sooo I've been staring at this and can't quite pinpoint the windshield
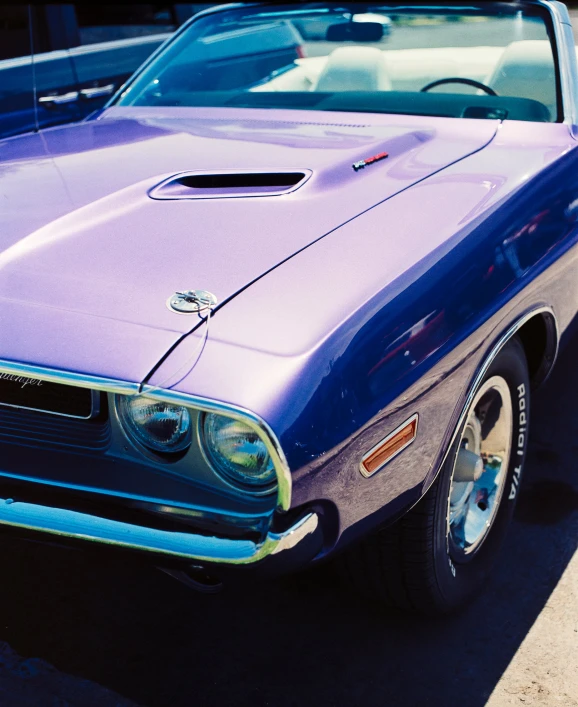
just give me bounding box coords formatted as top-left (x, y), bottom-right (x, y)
top-left (116, 2), bottom-right (560, 123)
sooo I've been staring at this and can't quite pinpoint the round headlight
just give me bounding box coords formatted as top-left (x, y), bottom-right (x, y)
top-left (201, 413), bottom-right (277, 490)
top-left (116, 395), bottom-right (192, 453)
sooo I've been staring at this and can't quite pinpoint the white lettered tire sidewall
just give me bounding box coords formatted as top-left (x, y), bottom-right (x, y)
top-left (431, 336), bottom-right (530, 611)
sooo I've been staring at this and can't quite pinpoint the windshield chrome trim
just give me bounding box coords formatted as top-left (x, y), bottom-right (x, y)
top-left (105, 1), bottom-right (572, 129)
top-left (103, 3), bottom-right (248, 109)
top-left (537, 1), bottom-right (578, 130)
top-left (0, 360), bottom-right (292, 512)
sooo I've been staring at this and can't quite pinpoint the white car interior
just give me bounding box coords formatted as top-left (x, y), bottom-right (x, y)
top-left (314, 46), bottom-right (393, 92)
top-left (251, 40), bottom-right (559, 119)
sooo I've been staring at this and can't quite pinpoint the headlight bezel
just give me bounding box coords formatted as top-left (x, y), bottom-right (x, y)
top-left (198, 412), bottom-right (278, 495)
top-left (114, 394), bottom-right (193, 458)
top-left (113, 392), bottom-right (288, 506)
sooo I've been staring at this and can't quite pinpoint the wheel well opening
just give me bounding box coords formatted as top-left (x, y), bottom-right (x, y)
top-left (515, 312), bottom-right (558, 388)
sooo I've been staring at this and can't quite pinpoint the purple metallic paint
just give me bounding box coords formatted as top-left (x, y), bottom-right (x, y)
top-left (2, 106), bottom-right (578, 555)
top-left (149, 120), bottom-right (578, 548)
top-left (0, 108), bottom-right (496, 379)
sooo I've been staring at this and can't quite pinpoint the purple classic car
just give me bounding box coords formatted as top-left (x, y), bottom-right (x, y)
top-left (0, 1), bottom-right (576, 614)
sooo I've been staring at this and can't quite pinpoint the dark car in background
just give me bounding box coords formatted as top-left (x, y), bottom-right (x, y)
top-left (292, 11), bottom-right (393, 40)
top-left (0, 3), bottom-right (213, 139)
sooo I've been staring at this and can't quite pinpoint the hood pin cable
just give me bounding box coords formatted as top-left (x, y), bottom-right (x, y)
top-left (135, 305), bottom-right (213, 398)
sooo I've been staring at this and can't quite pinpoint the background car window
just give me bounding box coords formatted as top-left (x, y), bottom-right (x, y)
top-left (74, 4), bottom-right (176, 45)
top-left (0, 4), bottom-right (30, 59)
top-left (0, 4), bottom-right (35, 138)
top-left (0, 3), bottom-right (213, 138)
top-left (66, 4), bottom-right (183, 119)
top-left (28, 6), bottom-right (82, 132)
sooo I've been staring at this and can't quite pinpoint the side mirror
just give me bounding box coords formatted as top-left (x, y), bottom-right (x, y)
top-left (326, 21), bottom-right (384, 42)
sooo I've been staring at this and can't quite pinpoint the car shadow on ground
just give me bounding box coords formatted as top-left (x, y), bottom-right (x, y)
top-left (0, 325), bottom-right (576, 707)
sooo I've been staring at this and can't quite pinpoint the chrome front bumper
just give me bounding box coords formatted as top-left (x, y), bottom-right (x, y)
top-left (0, 496), bottom-right (320, 566)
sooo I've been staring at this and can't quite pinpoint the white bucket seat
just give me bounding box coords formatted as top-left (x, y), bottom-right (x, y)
top-left (486, 40), bottom-right (557, 118)
top-left (313, 46), bottom-right (392, 92)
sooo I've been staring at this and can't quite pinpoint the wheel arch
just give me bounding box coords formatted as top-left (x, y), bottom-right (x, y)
top-left (460, 306), bottom-right (558, 437)
top-left (515, 309), bottom-right (559, 389)
top-left (426, 306), bottom-right (558, 500)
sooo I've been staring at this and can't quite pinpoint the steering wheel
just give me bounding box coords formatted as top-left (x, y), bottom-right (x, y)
top-left (420, 78), bottom-right (498, 97)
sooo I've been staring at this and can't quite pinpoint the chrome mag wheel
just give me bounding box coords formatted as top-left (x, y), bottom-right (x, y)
top-left (448, 376), bottom-right (513, 558)
top-left (342, 335), bottom-right (529, 614)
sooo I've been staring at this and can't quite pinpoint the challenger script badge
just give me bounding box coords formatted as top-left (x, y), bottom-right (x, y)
top-left (352, 152), bottom-right (389, 172)
top-left (0, 373), bottom-right (43, 388)
top-left (167, 289), bottom-right (218, 314)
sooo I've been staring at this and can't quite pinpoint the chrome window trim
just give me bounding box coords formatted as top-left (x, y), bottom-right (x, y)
top-left (537, 0), bottom-right (578, 128)
top-left (0, 361), bottom-right (292, 512)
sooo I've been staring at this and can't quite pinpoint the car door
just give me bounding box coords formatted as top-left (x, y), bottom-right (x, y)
top-left (31, 5), bottom-right (82, 130)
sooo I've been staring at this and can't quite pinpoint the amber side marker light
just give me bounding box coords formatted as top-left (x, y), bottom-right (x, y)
top-left (360, 414), bottom-right (419, 478)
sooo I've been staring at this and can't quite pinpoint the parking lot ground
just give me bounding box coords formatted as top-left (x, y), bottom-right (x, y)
top-left (487, 552), bottom-right (578, 706)
top-left (0, 640), bottom-right (138, 706)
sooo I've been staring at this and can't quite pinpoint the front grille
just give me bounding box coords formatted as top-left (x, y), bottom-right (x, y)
top-left (0, 405), bottom-right (110, 453)
top-left (0, 374), bottom-right (94, 418)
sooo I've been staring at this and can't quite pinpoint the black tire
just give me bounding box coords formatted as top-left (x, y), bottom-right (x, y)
top-left (341, 336), bottom-right (530, 615)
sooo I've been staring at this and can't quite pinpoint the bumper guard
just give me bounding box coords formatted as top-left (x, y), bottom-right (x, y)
top-left (0, 496), bottom-right (320, 566)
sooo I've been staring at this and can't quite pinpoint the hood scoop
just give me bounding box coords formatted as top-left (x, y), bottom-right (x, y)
top-left (149, 170), bottom-right (311, 200)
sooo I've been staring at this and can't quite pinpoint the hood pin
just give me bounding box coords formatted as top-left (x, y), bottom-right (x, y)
top-left (167, 289), bottom-right (218, 314)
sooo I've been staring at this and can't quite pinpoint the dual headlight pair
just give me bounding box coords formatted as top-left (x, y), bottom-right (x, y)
top-left (116, 395), bottom-right (277, 491)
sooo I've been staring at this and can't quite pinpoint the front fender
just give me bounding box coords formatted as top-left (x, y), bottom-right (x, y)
top-left (159, 122), bottom-right (578, 552)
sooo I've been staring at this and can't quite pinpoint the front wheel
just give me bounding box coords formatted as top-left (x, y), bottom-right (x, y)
top-left (342, 336), bottom-right (530, 614)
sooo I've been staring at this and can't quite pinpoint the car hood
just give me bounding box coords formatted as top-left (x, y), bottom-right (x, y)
top-left (0, 107), bottom-right (498, 382)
